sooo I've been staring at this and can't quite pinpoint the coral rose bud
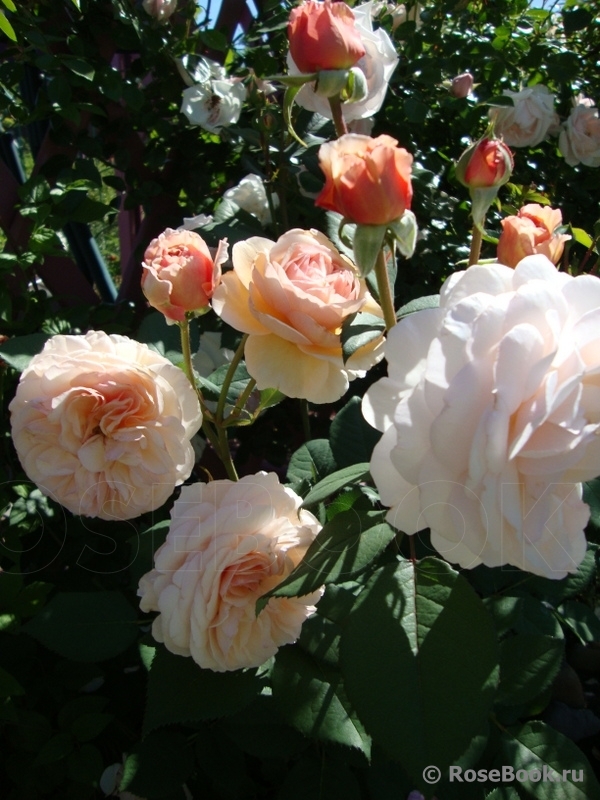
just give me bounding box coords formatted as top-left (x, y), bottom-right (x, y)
top-left (450, 72), bottom-right (474, 99)
top-left (288, 0), bottom-right (366, 74)
top-left (497, 204), bottom-right (570, 268)
top-left (141, 229), bottom-right (228, 323)
top-left (316, 133), bottom-right (413, 225)
top-left (456, 136), bottom-right (513, 189)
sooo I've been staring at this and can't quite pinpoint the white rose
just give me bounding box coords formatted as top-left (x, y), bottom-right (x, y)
top-left (142, 0), bottom-right (177, 21)
top-left (9, 332), bottom-right (202, 520)
top-left (490, 85), bottom-right (560, 147)
top-left (363, 256), bottom-right (600, 579)
top-left (287, 1), bottom-right (399, 122)
top-left (558, 98), bottom-right (600, 168)
top-left (181, 79), bottom-right (246, 133)
top-left (222, 174), bottom-right (278, 225)
top-left (138, 472), bottom-right (323, 672)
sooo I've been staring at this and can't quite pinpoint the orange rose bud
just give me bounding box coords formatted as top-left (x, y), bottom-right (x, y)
top-left (288, 0), bottom-right (366, 74)
top-left (497, 204), bottom-right (570, 268)
top-left (141, 228), bottom-right (227, 323)
top-left (316, 133), bottom-right (413, 226)
top-left (456, 137), bottom-right (514, 189)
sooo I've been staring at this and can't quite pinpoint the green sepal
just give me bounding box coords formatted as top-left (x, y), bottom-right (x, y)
top-left (470, 186), bottom-right (501, 230)
top-left (267, 73), bottom-right (317, 87)
top-left (388, 210), bottom-right (418, 259)
top-left (353, 224), bottom-right (387, 277)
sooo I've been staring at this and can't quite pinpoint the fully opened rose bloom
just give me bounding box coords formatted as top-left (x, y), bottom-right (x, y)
top-left (289, 2), bottom-right (398, 122)
top-left (316, 134), bottom-right (413, 225)
top-left (212, 229), bottom-right (384, 403)
top-left (363, 256), bottom-right (600, 579)
top-left (181, 79), bottom-right (246, 133)
top-left (490, 85), bottom-right (560, 148)
top-left (138, 472), bottom-right (323, 672)
top-left (10, 332), bottom-right (202, 520)
top-left (559, 97), bottom-right (600, 168)
top-left (497, 204), bottom-right (570, 269)
top-left (141, 228), bottom-right (227, 323)
top-left (288, 0), bottom-right (365, 73)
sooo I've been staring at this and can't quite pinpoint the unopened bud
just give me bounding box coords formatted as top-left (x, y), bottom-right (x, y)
top-left (450, 72), bottom-right (473, 99)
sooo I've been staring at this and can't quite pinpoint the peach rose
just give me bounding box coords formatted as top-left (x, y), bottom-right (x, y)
top-left (138, 472), bottom-right (323, 672)
top-left (497, 204), bottom-right (570, 268)
top-left (9, 332), bottom-right (202, 520)
top-left (316, 134), bottom-right (413, 225)
top-left (363, 256), bottom-right (600, 579)
top-left (456, 137), bottom-right (513, 189)
top-left (141, 228), bottom-right (228, 323)
top-left (288, 0), bottom-right (366, 74)
top-left (212, 229), bottom-right (384, 403)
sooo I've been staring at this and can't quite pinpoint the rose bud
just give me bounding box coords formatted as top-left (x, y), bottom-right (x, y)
top-left (497, 204), bottom-right (570, 268)
top-left (316, 133), bottom-right (413, 226)
top-left (450, 72), bottom-right (474, 99)
top-left (456, 136), bottom-right (514, 189)
top-left (142, 0), bottom-right (177, 21)
top-left (141, 228), bottom-right (228, 323)
top-left (288, 0), bottom-right (366, 74)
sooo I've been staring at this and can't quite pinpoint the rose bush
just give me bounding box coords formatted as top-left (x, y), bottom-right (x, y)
top-left (141, 228), bottom-right (227, 323)
top-left (363, 256), bottom-right (600, 578)
top-left (289, 1), bottom-right (398, 121)
top-left (489, 85), bottom-right (560, 147)
top-left (497, 204), bottom-right (570, 268)
top-left (559, 97), bottom-right (600, 168)
top-left (9, 332), bottom-right (202, 520)
top-left (288, 0), bottom-right (366, 74)
top-left (316, 133), bottom-right (413, 225)
top-left (212, 228), bottom-right (384, 403)
top-left (138, 472), bottom-right (323, 672)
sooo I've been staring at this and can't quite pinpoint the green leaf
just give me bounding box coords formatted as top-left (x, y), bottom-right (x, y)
top-left (219, 695), bottom-right (308, 759)
top-left (404, 97), bottom-right (429, 123)
top-left (273, 645), bottom-right (371, 757)
top-left (341, 312), bottom-right (385, 364)
top-left (562, 7), bottom-right (593, 35)
top-left (485, 595), bottom-right (562, 638)
top-left (198, 362), bottom-right (251, 405)
top-left (287, 439), bottom-right (337, 485)
top-left (66, 744), bottom-right (103, 785)
top-left (24, 591), bottom-right (138, 662)
top-left (584, 478), bottom-right (600, 532)
top-left (0, 10), bottom-right (16, 41)
top-left (497, 634), bottom-right (563, 707)
top-left (137, 311), bottom-right (198, 365)
top-left (498, 720), bottom-right (600, 798)
top-left (396, 294), bottom-right (440, 320)
top-left (121, 730), bottom-right (194, 799)
top-left (277, 753), bottom-right (362, 800)
top-left (340, 558), bottom-right (499, 789)
top-left (330, 396), bottom-right (381, 466)
top-left (559, 600), bottom-right (600, 643)
top-left (71, 712), bottom-right (113, 742)
top-left (1, 0), bottom-right (16, 12)
top-left (0, 666), bottom-right (24, 699)
top-left (34, 732), bottom-right (74, 766)
top-left (143, 647), bottom-right (263, 735)
top-left (570, 227), bottom-right (594, 249)
top-left (62, 55), bottom-right (95, 81)
top-left (302, 462), bottom-right (371, 507)
top-left (487, 95), bottom-right (515, 107)
top-left (0, 333), bottom-right (50, 371)
top-left (258, 509), bottom-right (395, 610)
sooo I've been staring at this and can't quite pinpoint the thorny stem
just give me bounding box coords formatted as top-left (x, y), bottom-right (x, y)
top-left (468, 224), bottom-right (483, 266)
top-left (374, 248), bottom-right (397, 331)
top-left (328, 94), bottom-right (348, 138)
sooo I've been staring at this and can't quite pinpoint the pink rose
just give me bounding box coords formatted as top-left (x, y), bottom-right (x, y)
top-left (450, 72), bottom-right (474, 99)
top-left (141, 228), bottom-right (228, 323)
top-left (559, 98), bottom-right (600, 168)
top-left (363, 256), bottom-right (600, 579)
top-left (212, 229), bottom-right (384, 403)
top-left (490, 85), bottom-right (560, 147)
top-left (138, 472), bottom-right (323, 672)
top-left (288, 0), bottom-right (366, 74)
top-left (9, 332), bottom-right (202, 520)
top-left (497, 204), bottom-right (570, 268)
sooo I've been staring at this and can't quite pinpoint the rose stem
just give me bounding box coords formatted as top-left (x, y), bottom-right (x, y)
top-left (374, 248), bottom-right (397, 331)
top-left (300, 399), bottom-right (311, 441)
top-left (468, 224), bottom-right (483, 266)
top-left (216, 334), bottom-right (249, 425)
top-left (328, 94), bottom-right (348, 139)
top-left (178, 319), bottom-right (225, 471)
top-left (229, 377), bottom-right (257, 420)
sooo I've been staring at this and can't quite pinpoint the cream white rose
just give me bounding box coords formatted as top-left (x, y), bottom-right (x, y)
top-left (222, 174), bottom-right (278, 226)
top-left (181, 79), bottom-right (246, 133)
top-left (559, 98), bottom-right (600, 168)
top-left (288, 1), bottom-right (399, 122)
top-left (363, 256), bottom-right (600, 579)
top-left (490, 85), bottom-right (560, 147)
top-left (10, 332), bottom-right (202, 520)
top-left (138, 472), bottom-right (323, 672)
